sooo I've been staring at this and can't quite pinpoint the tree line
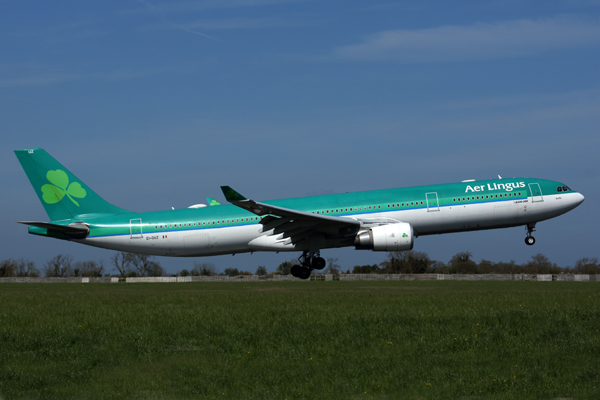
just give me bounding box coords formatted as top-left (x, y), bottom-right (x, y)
top-left (352, 251), bottom-right (600, 275)
top-left (0, 253), bottom-right (163, 278)
top-left (1, 251), bottom-right (599, 278)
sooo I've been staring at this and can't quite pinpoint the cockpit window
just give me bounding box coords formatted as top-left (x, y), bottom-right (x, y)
top-left (557, 186), bottom-right (571, 192)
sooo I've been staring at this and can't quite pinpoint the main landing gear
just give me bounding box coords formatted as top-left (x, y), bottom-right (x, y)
top-left (525, 223), bottom-right (536, 246)
top-left (290, 251), bottom-right (326, 280)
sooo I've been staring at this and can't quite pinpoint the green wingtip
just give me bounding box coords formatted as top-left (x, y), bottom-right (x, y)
top-left (206, 197), bottom-right (221, 206)
top-left (220, 186), bottom-right (247, 202)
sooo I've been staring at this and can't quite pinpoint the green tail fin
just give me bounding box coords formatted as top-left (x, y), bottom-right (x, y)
top-left (14, 148), bottom-right (131, 221)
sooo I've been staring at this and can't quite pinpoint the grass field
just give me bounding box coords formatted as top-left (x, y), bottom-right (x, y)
top-left (0, 281), bottom-right (599, 399)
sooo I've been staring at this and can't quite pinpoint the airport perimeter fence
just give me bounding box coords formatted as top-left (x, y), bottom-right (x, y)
top-left (0, 273), bottom-right (597, 283)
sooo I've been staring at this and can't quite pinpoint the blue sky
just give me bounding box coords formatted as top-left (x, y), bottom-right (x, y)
top-left (2, 0), bottom-right (599, 274)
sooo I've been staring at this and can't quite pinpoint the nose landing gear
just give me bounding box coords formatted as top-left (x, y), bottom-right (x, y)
top-left (290, 251), bottom-right (326, 280)
top-left (525, 223), bottom-right (536, 246)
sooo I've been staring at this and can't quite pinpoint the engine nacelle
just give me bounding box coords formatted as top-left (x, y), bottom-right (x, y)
top-left (354, 222), bottom-right (414, 251)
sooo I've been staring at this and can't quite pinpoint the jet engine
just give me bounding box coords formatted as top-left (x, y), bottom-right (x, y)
top-left (354, 222), bottom-right (414, 251)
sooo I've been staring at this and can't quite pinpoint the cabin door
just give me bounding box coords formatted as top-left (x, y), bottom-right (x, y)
top-left (528, 183), bottom-right (544, 203)
top-left (426, 192), bottom-right (440, 212)
top-left (130, 218), bottom-right (143, 238)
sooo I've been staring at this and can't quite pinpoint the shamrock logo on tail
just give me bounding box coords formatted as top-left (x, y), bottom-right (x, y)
top-left (41, 170), bottom-right (87, 206)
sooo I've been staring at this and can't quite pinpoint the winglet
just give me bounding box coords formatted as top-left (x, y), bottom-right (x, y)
top-left (206, 197), bottom-right (221, 206)
top-left (220, 186), bottom-right (248, 202)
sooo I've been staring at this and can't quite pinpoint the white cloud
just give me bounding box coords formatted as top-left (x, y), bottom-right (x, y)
top-left (332, 16), bottom-right (600, 62)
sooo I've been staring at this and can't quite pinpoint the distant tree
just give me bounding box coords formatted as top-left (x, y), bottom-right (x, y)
top-left (111, 252), bottom-right (133, 278)
top-left (148, 262), bottom-right (165, 277)
top-left (255, 266), bottom-right (268, 276)
top-left (493, 260), bottom-right (522, 274)
top-left (0, 259), bottom-right (16, 277)
top-left (449, 251), bottom-right (478, 274)
top-left (325, 257), bottom-right (341, 274)
top-left (192, 262), bottom-right (216, 276)
top-left (74, 260), bottom-right (105, 277)
top-left (381, 251), bottom-right (433, 274)
top-left (573, 257), bottom-right (600, 274)
top-left (130, 254), bottom-right (161, 277)
top-left (352, 264), bottom-right (380, 274)
top-left (525, 253), bottom-right (557, 274)
top-left (238, 270), bottom-right (253, 275)
top-left (224, 268), bottom-right (239, 276)
top-left (276, 260), bottom-right (294, 275)
top-left (179, 269), bottom-right (190, 277)
top-left (430, 261), bottom-right (448, 274)
top-left (44, 254), bottom-right (74, 277)
top-left (477, 259), bottom-right (495, 274)
top-left (14, 259), bottom-right (40, 277)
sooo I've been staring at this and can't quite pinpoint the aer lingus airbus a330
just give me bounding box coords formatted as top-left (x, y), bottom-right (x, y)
top-left (15, 149), bottom-right (584, 279)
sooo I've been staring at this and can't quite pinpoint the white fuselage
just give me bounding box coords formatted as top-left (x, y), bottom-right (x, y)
top-left (80, 191), bottom-right (583, 257)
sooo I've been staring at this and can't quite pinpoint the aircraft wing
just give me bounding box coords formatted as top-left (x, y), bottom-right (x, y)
top-left (220, 186), bottom-right (360, 241)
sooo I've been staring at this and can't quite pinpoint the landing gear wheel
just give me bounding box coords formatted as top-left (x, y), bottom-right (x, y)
top-left (312, 257), bottom-right (326, 270)
top-left (524, 223), bottom-right (537, 246)
top-left (297, 267), bottom-right (311, 280)
top-left (291, 265), bottom-right (302, 277)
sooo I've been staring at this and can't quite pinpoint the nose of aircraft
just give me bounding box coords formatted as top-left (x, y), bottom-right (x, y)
top-left (576, 192), bottom-right (585, 205)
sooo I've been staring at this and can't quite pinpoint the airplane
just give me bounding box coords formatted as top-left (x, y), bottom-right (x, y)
top-left (15, 148), bottom-right (584, 280)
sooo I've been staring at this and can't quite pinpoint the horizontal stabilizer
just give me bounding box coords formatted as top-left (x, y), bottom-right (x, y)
top-left (18, 221), bottom-right (90, 239)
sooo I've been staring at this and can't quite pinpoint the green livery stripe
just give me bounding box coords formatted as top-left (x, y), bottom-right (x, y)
top-left (83, 178), bottom-right (570, 239)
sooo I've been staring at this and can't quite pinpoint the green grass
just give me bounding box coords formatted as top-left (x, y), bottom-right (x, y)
top-left (0, 281), bottom-right (599, 399)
